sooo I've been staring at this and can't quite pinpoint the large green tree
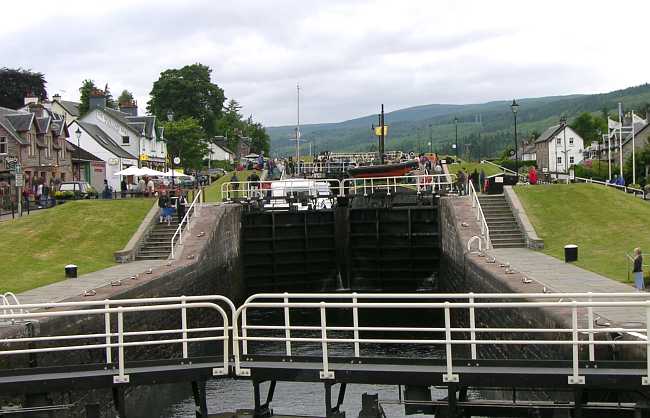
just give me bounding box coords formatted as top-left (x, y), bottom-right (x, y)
top-left (118, 89), bottom-right (134, 104)
top-left (163, 117), bottom-right (208, 171)
top-left (244, 116), bottom-right (270, 155)
top-left (147, 63), bottom-right (225, 135)
top-left (78, 79), bottom-right (97, 116)
top-left (570, 112), bottom-right (607, 147)
top-left (0, 68), bottom-right (47, 109)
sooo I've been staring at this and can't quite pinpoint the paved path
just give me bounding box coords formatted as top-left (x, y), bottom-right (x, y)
top-left (16, 260), bottom-right (166, 306)
top-left (491, 248), bottom-right (646, 327)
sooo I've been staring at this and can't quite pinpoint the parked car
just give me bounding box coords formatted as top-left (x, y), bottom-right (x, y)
top-left (58, 181), bottom-right (98, 199)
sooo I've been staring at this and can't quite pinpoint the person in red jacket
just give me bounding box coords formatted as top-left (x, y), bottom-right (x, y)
top-left (528, 166), bottom-right (538, 185)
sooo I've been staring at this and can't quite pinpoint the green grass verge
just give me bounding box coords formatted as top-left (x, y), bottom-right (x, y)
top-left (515, 184), bottom-right (650, 283)
top-left (0, 199), bottom-right (154, 293)
top-left (446, 160), bottom-right (502, 177)
top-left (204, 170), bottom-right (261, 202)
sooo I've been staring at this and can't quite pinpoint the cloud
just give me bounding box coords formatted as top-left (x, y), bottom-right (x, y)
top-left (2, 0), bottom-right (650, 126)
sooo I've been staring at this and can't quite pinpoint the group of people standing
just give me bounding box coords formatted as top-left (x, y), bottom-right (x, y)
top-left (157, 190), bottom-right (188, 225)
top-left (455, 168), bottom-right (487, 196)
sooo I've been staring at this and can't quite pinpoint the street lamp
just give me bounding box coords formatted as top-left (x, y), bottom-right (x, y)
top-left (167, 111), bottom-right (175, 187)
top-left (454, 117), bottom-right (459, 159)
top-left (75, 127), bottom-right (82, 181)
top-left (428, 141), bottom-right (432, 154)
top-left (511, 99), bottom-right (520, 175)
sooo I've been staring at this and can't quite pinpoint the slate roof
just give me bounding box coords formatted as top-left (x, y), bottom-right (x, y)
top-left (100, 108), bottom-right (142, 136)
top-left (36, 117), bottom-right (50, 134)
top-left (4, 113), bottom-right (34, 132)
top-left (57, 100), bottom-right (80, 117)
top-left (0, 114), bottom-right (27, 145)
top-left (69, 142), bottom-right (103, 162)
top-left (534, 124), bottom-right (563, 144)
top-left (76, 121), bottom-right (137, 160)
top-left (126, 116), bottom-right (156, 138)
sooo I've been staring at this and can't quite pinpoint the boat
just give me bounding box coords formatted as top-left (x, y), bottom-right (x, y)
top-left (347, 160), bottom-right (418, 178)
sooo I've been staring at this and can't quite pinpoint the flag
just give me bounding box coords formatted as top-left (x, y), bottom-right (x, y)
top-left (374, 125), bottom-right (389, 136)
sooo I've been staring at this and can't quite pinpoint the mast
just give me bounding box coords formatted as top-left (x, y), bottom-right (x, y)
top-left (296, 83), bottom-right (301, 166)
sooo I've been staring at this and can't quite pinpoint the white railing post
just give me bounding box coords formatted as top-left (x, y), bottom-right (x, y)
top-left (319, 302), bottom-right (334, 379)
top-left (284, 293), bottom-right (292, 356)
top-left (104, 300), bottom-right (112, 364)
top-left (352, 293), bottom-right (360, 357)
top-left (113, 309), bottom-right (129, 384)
top-left (241, 308), bottom-right (248, 355)
top-left (181, 296), bottom-right (188, 359)
top-left (568, 303), bottom-right (585, 384)
top-left (469, 293), bottom-right (477, 360)
top-left (587, 293), bottom-right (595, 362)
top-left (443, 302), bottom-right (458, 383)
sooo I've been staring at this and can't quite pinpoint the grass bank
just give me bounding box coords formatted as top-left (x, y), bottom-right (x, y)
top-left (204, 170), bottom-right (260, 202)
top-left (1, 199), bottom-right (154, 293)
top-left (446, 160), bottom-right (502, 177)
top-left (515, 184), bottom-right (650, 283)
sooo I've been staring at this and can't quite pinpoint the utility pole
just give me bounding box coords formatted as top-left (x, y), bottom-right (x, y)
top-left (618, 102), bottom-right (623, 179)
top-left (454, 117), bottom-right (459, 160)
top-left (380, 104), bottom-right (385, 164)
top-left (296, 83), bottom-right (301, 166)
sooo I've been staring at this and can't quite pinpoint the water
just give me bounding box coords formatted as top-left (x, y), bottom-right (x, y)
top-left (157, 306), bottom-right (451, 417)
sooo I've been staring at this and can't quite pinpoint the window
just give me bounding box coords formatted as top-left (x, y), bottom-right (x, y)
top-left (557, 156), bottom-right (562, 164)
top-left (45, 135), bottom-right (51, 158)
top-left (569, 137), bottom-right (574, 145)
top-left (556, 138), bottom-right (561, 145)
top-left (569, 156), bottom-right (575, 164)
top-left (29, 134), bottom-right (36, 156)
top-left (122, 136), bottom-right (130, 145)
top-left (0, 136), bottom-right (6, 154)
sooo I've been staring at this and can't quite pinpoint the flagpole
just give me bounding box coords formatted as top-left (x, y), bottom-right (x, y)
top-left (296, 83), bottom-right (300, 168)
top-left (619, 102), bottom-right (623, 179)
top-left (632, 111), bottom-right (636, 185)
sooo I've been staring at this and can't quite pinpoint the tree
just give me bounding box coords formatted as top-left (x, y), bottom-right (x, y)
top-left (570, 112), bottom-right (606, 147)
top-left (118, 89), bottom-right (134, 104)
top-left (163, 117), bottom-right (208, 171)
top-left (244, 116), bottom-right (270, 155)
top-left (0, 68), bottom-right (47, 109)
top-left (147, 63), bottom-right (225, 136)
top-left (78, 79), bottom-right (97, 116)
top-left (104, 83), bottom-right (117, 109)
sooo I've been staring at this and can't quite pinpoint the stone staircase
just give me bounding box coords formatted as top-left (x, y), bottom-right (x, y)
top-left (135, 215), bottom-right (182, 260)
top-left (477, 194), bottom-right (526, 248)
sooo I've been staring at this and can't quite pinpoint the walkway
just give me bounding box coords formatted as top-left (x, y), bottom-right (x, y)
top-left (16, 260), bottom-right (166, 306)
top-left (492, 244), bottom-right (645, 327)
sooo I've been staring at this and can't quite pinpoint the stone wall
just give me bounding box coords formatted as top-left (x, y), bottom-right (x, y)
top-left (0, 203), bottom-right (245, 417)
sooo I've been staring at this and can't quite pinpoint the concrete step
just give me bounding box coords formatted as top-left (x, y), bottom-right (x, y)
top-left (492, 243), bottom-right (527, 248)
top-left (490, 233), bottom-right (525, 239)
top-left (491, 237), bottom-right (526, 245)
top-left (489, 228), bottom-right (522, 234)
top-left (141, 244), bottom-right (172, 250)
top-left (135, 254), bottom-right (169, 260)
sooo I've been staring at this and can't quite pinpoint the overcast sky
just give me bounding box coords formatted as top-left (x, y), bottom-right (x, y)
top-left (3, 0), bottom-right (650, 126)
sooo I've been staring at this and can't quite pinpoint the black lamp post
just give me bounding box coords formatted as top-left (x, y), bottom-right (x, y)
top-left (167, 111), bottom-right (175, 187)
top-left (454, 117), bottom-right (459, 159)
top-left (596, 129), bottom-right (602, 177)
top-left (75, 127), bottom-right (82, 181)
top-left (511, 99), bottom-right (520, 175)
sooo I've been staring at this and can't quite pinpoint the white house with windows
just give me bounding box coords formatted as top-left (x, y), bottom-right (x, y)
top-left (205, 139), bottom-right (234, 162)
top-left (534, 124), bottom-right (585, 174)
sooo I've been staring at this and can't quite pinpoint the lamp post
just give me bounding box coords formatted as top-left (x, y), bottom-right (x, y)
top-left (454, 117), bottom-right (459, 159)
top-left (167, 111), bottom-right (174, 187)
top-left (596, 129), bottom-right (601, 178)
top-left (511, 99), bottom-right (520, 176)
top-left (75, 127), bottom-right (82, 182)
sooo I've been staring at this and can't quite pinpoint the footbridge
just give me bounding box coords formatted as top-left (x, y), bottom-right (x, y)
top-left (1, 293), bottom-right (650, 417)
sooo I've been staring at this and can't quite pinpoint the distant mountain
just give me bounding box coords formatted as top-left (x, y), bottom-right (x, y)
top-left (268, 83), bottom-right (650, 158)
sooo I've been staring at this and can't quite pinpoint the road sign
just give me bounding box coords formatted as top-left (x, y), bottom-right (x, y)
top-left (14, 173), bottom-right (24, 187)
top-left (173, 157), bottom-right (181, 165)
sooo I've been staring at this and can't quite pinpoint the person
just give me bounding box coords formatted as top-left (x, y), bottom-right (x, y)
top-left (617, 175), bottom-right (625, 186)
top-left (42, 181), bottom-right (50, 206)
top-left (121, 178), bottom-right (127, 198)
top-left (633, 248), bottom-right (644, 291)
top-left (36, 182), bottom-right (43, 207)
top-left (138, 177), bottom-right (146, 196)
top-left (229, 172), bottom-right (239, 198)
top-left (147, 177), bottom-right (155, 196)
top-left (177, 192), bottom-right (188, 222)
top-left (528, 166), bottom-right (538, 185)
top-left (457, 169), bottom-right (466, 196)
top-left (479, 169), bottom-right (486, 192)
top-left (248, 171), bottom-right (261, 198)
top-left (158, 191), bottom-right (170, 223)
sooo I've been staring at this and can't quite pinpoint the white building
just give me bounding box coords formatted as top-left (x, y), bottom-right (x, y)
top-left (206, 141), bottom-right (234, 162)
top-left (67, 120), bottom-right (138, 191)
top-left (534, 124), bottom-right (585, 174)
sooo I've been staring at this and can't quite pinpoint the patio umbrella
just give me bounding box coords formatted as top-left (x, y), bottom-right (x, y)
top-left (114, 166), bottom-right (145, 176)
top-left (140, 167), bottom-right (168, 177)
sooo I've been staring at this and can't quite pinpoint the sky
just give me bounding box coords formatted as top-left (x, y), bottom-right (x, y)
top-left (2, 0), bottom-right (650, 126)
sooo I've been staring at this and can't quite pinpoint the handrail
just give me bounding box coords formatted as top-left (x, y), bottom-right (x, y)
top-left (574, 176), bottom-right (645, 197)
top-left (0, 292), bottom-right (22, 318)
top-left (232, 294), bottom-right (650, 384)
top-left (170, 189), bottom-right (202, 259)
top-left (341, 174), bottom-right (456, 196)
top-left (0, 299), bottom-right (230, 383)
top-left (468, 181), bottom-right (491, 249)
top-left (221, 179), bottom-right (342, 202)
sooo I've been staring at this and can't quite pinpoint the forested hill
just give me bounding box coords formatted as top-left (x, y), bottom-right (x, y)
top-left (268, 83), bottom-right (650, 158)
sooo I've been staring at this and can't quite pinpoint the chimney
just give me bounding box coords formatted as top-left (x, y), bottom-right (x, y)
top-left (52, 94), bottom-right (61, 102)
top-left (89, 88), bottom-right (106, 110)
top-left (119, 99), bottom-right (138, 116)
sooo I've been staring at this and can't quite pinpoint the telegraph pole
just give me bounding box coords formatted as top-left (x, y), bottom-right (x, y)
top-left (380, 104), bottom-right (385, 164)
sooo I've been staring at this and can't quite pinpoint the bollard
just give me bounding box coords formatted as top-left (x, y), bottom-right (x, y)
top-left (65, 264), bottom-right (78, 278)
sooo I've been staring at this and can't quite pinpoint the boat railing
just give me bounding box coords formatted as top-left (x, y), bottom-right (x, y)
top-left (221, 179), bottom-right (343, 202)
top-left (340, 174), bottom-right (456, 196)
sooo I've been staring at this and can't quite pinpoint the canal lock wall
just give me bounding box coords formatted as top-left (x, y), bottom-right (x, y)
top-left (0, 204), bottom-right (245, 417)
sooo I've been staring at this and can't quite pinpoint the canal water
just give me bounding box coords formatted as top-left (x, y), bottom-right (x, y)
top-left (152, 306), bottom-right (454, 417)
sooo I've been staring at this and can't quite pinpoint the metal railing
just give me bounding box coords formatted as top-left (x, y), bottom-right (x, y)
top-left (295, 161), bottom-right (357, 177)
top-left (221, 179), bottom-right (342, 202)
top-left (233, 292), bottom-right (650, 384)
top-left (0, 292), bottom-right (22, 318)
top-left (574, 176), bottom-right (645, 198)
top-left (468, 180), bottom-right (491, 249)
top-left (170, 189), bottom-right (203, 259)
top-left (0, 295), bottom-right (234, 383)
top-left (340, 174), bottom-right (456, 196)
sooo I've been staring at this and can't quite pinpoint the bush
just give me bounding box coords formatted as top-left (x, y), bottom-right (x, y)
top-left (54, 191), bottom-right (75, 200)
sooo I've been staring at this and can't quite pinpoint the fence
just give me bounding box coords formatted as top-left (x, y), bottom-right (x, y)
top-left (340, 174), bottom-right (457, 196)
top-left (575, 176), bottom-right (645, 199)
top-left (170, 189), bottom-right (203, 259)
top-left (468, 181), bottom-right (490, 249)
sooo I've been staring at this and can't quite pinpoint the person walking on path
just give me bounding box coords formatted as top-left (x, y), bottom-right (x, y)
top-left (158, 191), bottom-right (170, 223)
top-left (176, 192), bottom-right (188, 223)
top-left (121, 178), bottom-right (127, 198)
top-left (528, 166), bottom-right (538, 185)
top-left (633, 248), bottom-right (644, 291)
top-left (457, 169), bottom-right (466, 196)
top-left (479, 169), bottom-right (486, 192)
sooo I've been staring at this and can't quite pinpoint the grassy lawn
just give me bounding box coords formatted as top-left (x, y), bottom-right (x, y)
top-left (204, 170), bottom-right (260, 202)
top-left (1, 199), bottom-right (154, 293)
top-left (446, 160), bottom-right (502, 177)
top-left (515, 184), bottom-right (650, 283)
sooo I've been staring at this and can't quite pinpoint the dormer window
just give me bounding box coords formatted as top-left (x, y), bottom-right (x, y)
top-left (122, 136), bottom-right (130, 145)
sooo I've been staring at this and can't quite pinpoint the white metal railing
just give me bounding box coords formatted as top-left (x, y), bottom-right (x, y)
top-left (0, 295), bottom-right (234, 383)
top-left (170, 189), bottom-right (203, 259)
top-left (468, 181), bottom-right (491, 249)
top-left (574, 176), bottom-right (645, 198)
top-left (341, 174), bottom-right (456, 196)
top-left (480, 160), bottom-right (527, 182)
top-left (221, 179), bottom-right (342, 202)
top-left (0, 292), bottom-right (22, 319)
top-left (233, 292), bottom-right (650, 384)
